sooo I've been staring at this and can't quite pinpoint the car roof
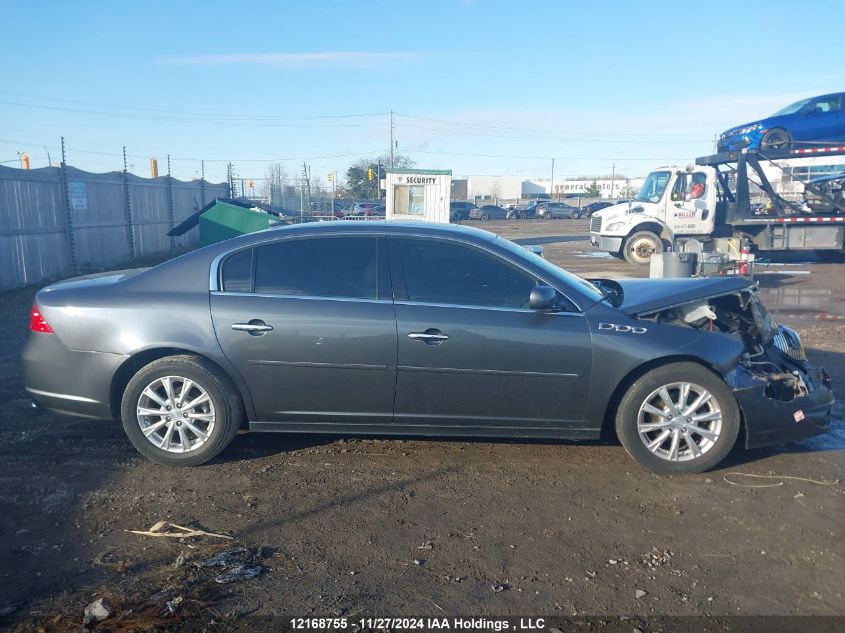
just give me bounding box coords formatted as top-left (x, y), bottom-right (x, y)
top-left (239, 220), bottom-right (499, 245)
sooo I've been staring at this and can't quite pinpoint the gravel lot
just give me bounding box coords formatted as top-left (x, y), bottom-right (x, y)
top-left (1, 219), bottom-right (843, 630)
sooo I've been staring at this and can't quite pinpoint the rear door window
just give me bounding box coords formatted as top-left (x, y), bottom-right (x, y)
top-left (253, 237), bottom-right (378, 299)
top-left (221, 249), bottom-right (253, 293)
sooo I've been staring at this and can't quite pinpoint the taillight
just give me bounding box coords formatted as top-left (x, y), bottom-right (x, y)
top-left (30, 306), bottom-right (54, 333)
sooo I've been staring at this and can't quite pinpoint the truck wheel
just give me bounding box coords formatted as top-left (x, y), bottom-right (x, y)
top-left (623, 231), bottom-right (662, 265)
top-left (615, 362), bottom-right (740, 474)
top-left (761, 128), bottom-right (791, 150)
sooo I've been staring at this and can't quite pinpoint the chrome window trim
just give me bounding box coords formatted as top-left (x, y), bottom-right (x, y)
top-left (211, 291), bottom-right (390, 304)
top-left (208, 229), bottom-right (587, 311)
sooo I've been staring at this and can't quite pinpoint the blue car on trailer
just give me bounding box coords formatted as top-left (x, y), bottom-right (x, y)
top-left (718, 92), bottom-right (845, 152)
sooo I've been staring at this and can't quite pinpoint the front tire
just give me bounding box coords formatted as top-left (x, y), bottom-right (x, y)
top-left (480, 212), bottom-right (490, 221)
top-left (623, 231), bottom-right (662, 265)
top-left (120, 355), bottom-right (243, 466)
top-left (615, 362), bottom-right (740, 474)
top-left (761, 128), bottom-right (791, 150)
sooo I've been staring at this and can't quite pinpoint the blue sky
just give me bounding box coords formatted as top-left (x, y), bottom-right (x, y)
top-left (1, 0), bottom-right (843, 184)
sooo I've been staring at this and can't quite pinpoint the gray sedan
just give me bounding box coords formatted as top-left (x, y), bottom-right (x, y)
top-left (23, 222), bottom-right (834, 473)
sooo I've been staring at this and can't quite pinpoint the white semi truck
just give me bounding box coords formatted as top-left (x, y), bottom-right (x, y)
top-left (589, 146), bottom-right (845, 265)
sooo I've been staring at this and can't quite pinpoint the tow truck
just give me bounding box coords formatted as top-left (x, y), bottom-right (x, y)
top-left (589, 145), bottom-right (845, 265)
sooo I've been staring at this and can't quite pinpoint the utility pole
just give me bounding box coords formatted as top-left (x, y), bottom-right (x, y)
top-left (389, 110), bottom-right (395, 168)
top-left (332, 170), bottom-right (337, 212)
top-left (550, 158), bottom-right (555, 201)
top-left (610, 162), bottom-right (616, 199)
top-left (45, 147), bottom-right (52, 167)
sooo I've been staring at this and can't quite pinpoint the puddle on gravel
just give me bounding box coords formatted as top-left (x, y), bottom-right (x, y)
top-left (566, 250), bottom-right (613, 259)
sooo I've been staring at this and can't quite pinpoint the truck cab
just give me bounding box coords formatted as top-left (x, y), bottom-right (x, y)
top-left (590, 166), bottom-right (718, 264)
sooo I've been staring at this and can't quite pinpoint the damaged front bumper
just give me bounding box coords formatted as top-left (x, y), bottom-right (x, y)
top-left (729, 363), bottom-right (835, 449)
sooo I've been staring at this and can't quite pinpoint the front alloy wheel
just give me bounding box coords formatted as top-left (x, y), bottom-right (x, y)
top-left (615, 362), bottom-right (740, 473)
top-left (636, 382), bottom-right (722, 462)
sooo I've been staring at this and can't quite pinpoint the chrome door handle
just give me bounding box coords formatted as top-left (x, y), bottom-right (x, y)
top-left (232, 321), bottom-right (273, 334)
top-left (408, 329), bottom-right (449, 344)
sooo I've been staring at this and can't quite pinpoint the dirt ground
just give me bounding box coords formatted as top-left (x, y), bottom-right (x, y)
top-left (1, 219), bottom-right (843, 631)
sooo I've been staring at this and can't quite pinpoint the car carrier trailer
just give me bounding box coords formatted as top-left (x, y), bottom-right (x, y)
top-left (589, 145), bottom-right (845, 265)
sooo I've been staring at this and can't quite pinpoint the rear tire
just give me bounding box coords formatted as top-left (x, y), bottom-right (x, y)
top-left (623, 231), bottom-right (662, 265)
top-left (480, 212), bottom-right (490, 221)
top-left (120, 355), bottom-right (243, 467)
top-left (615, 362), bottom-right (740, 474)
top-left (572, 211), bottom-right (582, 220)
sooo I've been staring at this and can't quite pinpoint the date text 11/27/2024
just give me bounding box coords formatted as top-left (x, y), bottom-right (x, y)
top-left (289, 617), bottom-right (547, 631)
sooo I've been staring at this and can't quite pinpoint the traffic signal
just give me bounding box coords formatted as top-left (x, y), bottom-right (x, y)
top-left (150, 158), bottom-right (159, 178)
top-left (367, 167), bottom-right (374, 181)
top-left (327, 172), bottom-right (333, 182)
top-left (248, 180), bottom-right (254, 188)
top-left (21, 153), bottom-right (30, 169)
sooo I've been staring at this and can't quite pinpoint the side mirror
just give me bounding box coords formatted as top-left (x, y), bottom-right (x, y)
top-left (529, 285), bottom-right (557, 311)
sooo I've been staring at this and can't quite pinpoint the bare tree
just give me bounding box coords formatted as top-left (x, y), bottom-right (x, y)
top-left (261, 163), bottom-right (289, 199)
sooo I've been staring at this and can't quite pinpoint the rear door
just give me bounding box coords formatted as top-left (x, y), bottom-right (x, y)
top-left (210, 235), bottom-right (397, 425)
top-left (388, 236), bottom-right (593, 431)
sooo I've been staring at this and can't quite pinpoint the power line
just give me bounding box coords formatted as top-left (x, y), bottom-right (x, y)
top-left (395, 112), bottom-right (707, 139)
top-left (0, 99), bottom-right (388, 128)
top-left (405, 148), bottom-right (692, 161)
top-left (0, 91), bottom-right (388, 120)
top-left (0, 137), bottom-right (384, 162)
top-left (397, 122), bottom-right (709, 144)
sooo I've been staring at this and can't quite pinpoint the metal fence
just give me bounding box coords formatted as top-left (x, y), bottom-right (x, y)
top-left (0, 164), bottom-right (229, 290)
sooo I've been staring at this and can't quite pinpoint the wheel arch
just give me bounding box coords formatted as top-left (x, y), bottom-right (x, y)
top-left (599, 355), bottom-right (746, 444)
top-left (109, 347), bottom-right (252, 427)
top-left (626, 221), bottom-right (669, 241)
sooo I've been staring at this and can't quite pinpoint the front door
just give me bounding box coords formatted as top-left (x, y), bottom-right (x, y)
top-left (211, 235), bottom-right (397, 425)
top-left (668, 170), bottom-right (715, 236)
top-left (388, 236), bottom-right (592, 430)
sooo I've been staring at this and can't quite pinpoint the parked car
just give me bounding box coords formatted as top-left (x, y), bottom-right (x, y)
top-left (348, 201), bottom-right (385, 217)
top-left (536, 202), bottom-right (582, 219)
top-left (718, 92), bottom-right (845, 152)
top-left (23, 222), bottom-right (833, 473)
top-left (469, 204), bottom-right (509, 221)
top-left (450, 201), bottom-right (478, 221)
top-left (508, 200), bottom-right (543, 219)
top-left (582, 201), bottom-right (614, 216)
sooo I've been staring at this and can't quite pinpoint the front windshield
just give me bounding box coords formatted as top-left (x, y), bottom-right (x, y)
top-left (635, 170), bottom-right (671, 203)
top-left (494, 236), bottom-right (605, 304)
top-left (771, 98), bottom-right (812, 116)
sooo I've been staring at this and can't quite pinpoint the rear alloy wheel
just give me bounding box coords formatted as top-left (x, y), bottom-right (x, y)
top-left (121, 355), bottom-right (242, 466)
top-left (760, 128), bottom-right (791, 150)
top-left (480, 212), bottom-right (490, 221)
top-left (623, 231), bottom-right (662, 266)
top-left (572, 211), bottom-right (582, 220)
top-left (615, 362), bottom-right (740, 474)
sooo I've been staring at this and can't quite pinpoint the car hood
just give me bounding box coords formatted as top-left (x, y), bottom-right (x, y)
top-left (597, 276), bottom-right (754, 316)
top-left (721, 114), bottom-right (792, 138)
